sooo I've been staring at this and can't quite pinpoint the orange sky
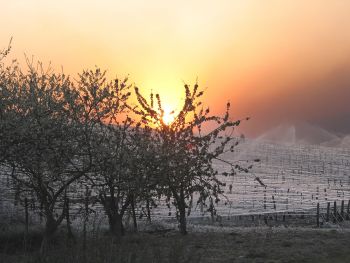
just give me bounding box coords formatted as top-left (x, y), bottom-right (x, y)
top-left (1, 1), bottom-right (350, 136)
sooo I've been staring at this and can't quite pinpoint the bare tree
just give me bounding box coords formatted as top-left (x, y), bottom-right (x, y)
top-left (0, 38), bottom-right (15, 163)
top-left (75, 69), bottom-right (136, 237)
top-left (134, 83), bottom-right (256, 234)
top-left (1, 38), bottom-right (259, 241)
top-left (0, 63), bottom-right (91, 251)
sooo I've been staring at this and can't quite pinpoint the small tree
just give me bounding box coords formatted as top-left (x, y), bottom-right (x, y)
top-left (75, 69), bottom-right (136, 237)
top-left (1, 63), bottom-right (90, 250)
top-left (0, 39), bottom-right (14, 163)
top-left (135, 83), bottom-right (255, 234)
top-left (128, 124), bottom-right (163, 223)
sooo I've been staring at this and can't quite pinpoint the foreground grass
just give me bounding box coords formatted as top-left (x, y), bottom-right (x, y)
top-left (1, 227), bottom-right (350, 263)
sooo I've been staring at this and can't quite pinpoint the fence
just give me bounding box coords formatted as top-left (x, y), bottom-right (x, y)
top-left (1, 140), bottom-right (350, 230)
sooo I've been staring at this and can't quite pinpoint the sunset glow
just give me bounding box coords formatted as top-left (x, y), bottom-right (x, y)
top-left (1, 1), bottom-right (350, 136)
top-left (161, 105), bottom-right (176, 125)
top-left (2, 2), bottom-right (350, 259)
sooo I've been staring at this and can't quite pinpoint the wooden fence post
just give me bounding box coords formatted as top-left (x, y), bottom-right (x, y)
top-left (24, 197), bottom-right (29, 252)
top-left (326, 202), bottom-right (330, 222)
top-left (272, 195), bottom-right (276, 210)
top-left (146, 199), bottom-right (151, 222)
top-left (340, 200), bottom-right (344, 221)
top-left (83, 186), bottom-right (89, 252)
top-left (346, 200), bottom-right (350, 220)
top-left (24, 197), bottom-right (29, 236)
top-left (130, 195), bottom-right (138, 232)
top-left (333, 201), bottom-right (337, 223)
top-left (316, 203), bottom-right (320, 227)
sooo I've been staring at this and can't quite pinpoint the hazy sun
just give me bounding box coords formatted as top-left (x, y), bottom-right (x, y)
top-left (162, 105), bottom-right (176, 125)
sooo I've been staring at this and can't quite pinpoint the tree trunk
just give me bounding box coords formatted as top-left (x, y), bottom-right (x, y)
top-left (178, 202), bottom-right (187, 235)
top-left (65, 197), bottom-right (75, 242)
top-left (108, 213), bottom-right (124, 237)
top-left (40, 215), bottom-right (58, 254)
top-left (172, 187), bottom-right (188, 235)
top-left (146, 199), bottom-right (151, 222)
top-left (178, 188), bottom-right (187, 235)
top-left (130, 196), bottom-right (138, 232)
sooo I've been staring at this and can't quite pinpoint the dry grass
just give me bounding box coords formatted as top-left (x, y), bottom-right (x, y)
top-left (1, 226), bottom-right (350, 263)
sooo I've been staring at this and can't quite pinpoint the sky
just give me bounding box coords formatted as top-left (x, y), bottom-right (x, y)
top-left (1, 0), bottom-right (350, 137)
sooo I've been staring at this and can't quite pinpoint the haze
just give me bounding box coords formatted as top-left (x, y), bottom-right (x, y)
top-left (1, 0), bottom-right (350, 137)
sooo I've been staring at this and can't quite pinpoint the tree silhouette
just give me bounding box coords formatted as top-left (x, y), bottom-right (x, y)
top-left (134, 83), bottom-right (254, 234)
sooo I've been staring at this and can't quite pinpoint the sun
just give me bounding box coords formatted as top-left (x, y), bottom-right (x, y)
top-left (162, 105), bottom-right (176, 125)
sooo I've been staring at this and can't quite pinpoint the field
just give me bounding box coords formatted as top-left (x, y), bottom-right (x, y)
top-left (1, 139), bottom-right (350, 226)
top-left (143, 139), bottom-right (350, 223)
top-left (1, 140), bottom-right (350, 262)
top-left (1, 226), bottom-right (350, 263)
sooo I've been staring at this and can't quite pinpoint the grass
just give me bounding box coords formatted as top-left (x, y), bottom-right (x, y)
top-left (1, 226), bottom-right (350, 262)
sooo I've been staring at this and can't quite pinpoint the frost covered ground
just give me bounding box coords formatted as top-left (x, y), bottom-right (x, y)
top-left (151, 139), bottom-right (350, 222)
top-left (1, 139), bottom-right (350, 227)
top-left (1, 139), bottom-right (350, 262)
top-left (0, 140), bottom-right (350, 228)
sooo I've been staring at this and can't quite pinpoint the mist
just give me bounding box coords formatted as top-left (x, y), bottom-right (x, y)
top-left (237, 61), bottom-right (350, 139)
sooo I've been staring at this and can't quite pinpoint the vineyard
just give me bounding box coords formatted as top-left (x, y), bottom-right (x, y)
top-left (2, 140), bottom-right (350, 230)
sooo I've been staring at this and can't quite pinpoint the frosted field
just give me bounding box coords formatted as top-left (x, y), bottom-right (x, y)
top-left (152, 140), bottom-right (350, 220)
top-left (1, 139), bottom-right (350, 225)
